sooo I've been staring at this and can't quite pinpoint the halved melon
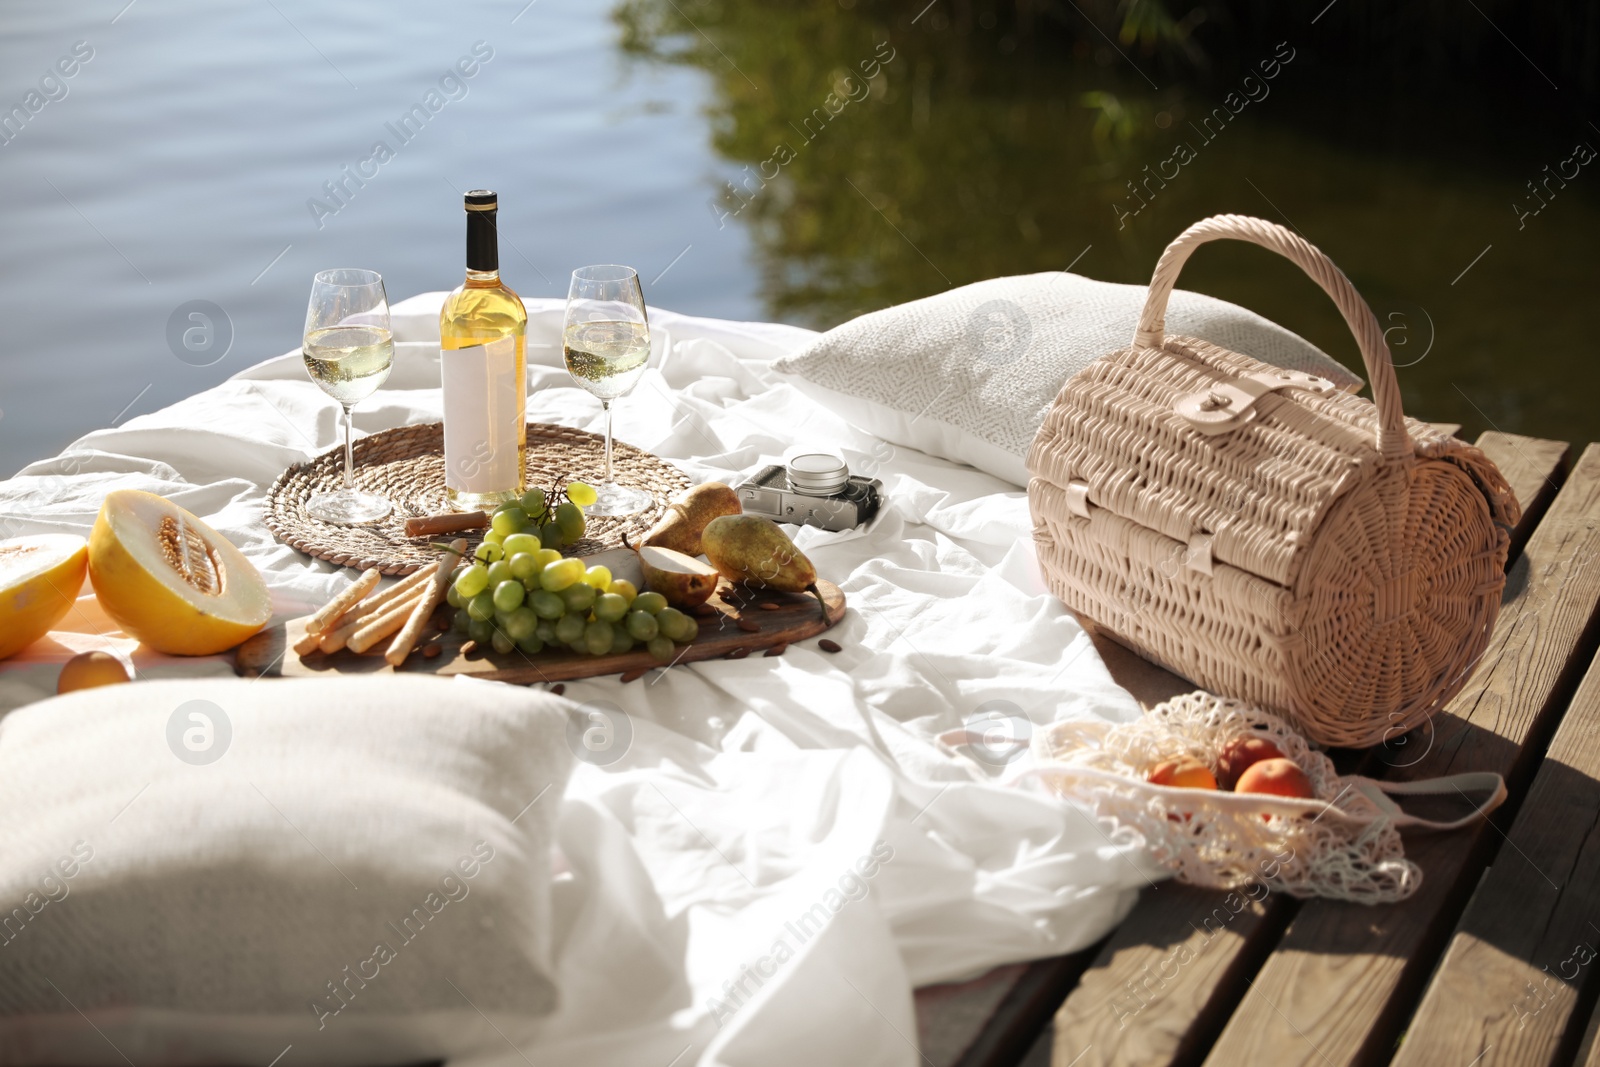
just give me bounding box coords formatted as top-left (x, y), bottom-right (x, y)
top-left (0, 534), bottom-right (88, 660)
top-left (88, 490), bottom-right (271, 655)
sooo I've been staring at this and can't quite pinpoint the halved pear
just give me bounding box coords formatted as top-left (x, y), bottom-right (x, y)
top-left (89, 490), bottom-right (271, 655)
top-left (637, 544), bottom-right (719, 609)
top-left (0, 534), bottom-right (88, 660)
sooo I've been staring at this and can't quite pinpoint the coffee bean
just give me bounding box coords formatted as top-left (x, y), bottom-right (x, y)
top-left (818, 638), bottom-right (842, 653)
top-left (551, 683), bottom-right (566, 696)
top-left (764, 642), bottom-right (788, 657)
top-left (620, 668), bottom-right (647, 683)
top-left (737, 619), bottom-right (761, 633)
top-left (461, 640), bottom-right (481, 657)
top-left (759, 602), bottom-right (780, 611)
top-left (691, 603), bottom-right (719, 617)
top-left (728, 647), bottom-right (751, 659)
top-left (422, 643), bottom-right (442, 659)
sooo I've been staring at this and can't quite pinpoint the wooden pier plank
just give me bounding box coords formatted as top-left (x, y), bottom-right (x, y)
top-left (918, 964), bottom-right (1034, 1067)
top-left (1394, 643), bottom-right (1600, 1067)
top-left (1200, 443), bottom-right (1600, 1067)
top-left (1477, 431), bottom-right (1571, 558)
top-left (1039, 882), bottom-right (1291, 1067)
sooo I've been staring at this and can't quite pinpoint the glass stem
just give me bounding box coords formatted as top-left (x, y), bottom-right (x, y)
top-left (342, 404), bottom-right (356, 490)
top-left (602, 400), bottom-right (614, 486)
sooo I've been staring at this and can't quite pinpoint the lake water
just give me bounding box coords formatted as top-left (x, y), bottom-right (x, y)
top-left (2, 0), bottom-right (1595, 474)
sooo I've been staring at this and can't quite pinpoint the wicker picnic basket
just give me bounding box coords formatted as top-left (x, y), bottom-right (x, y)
top-left (1026, 215), bottom-right (1519, 748)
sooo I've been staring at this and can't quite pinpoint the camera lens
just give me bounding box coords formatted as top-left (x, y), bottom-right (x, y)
top-left (787, 452), bottom-right (849, 496)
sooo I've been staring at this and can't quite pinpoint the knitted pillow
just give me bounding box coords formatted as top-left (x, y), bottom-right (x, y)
top-left (772, 273), bottom-right (1361, 487)
top-left (0, 675), bottom-right (574, 1067)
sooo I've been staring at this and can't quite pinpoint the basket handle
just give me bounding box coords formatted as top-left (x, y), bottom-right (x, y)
top-left (1133, 214), bottom-right (1412, 463)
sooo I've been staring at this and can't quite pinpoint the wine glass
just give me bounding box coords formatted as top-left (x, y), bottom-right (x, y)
top-left (562, 265), bottom-right (653, 517)
top-left (302, 268), bottom-right (396, 524)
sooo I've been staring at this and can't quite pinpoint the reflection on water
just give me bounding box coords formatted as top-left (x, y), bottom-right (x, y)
top-left (617, 0), bottom-right (1600, 447)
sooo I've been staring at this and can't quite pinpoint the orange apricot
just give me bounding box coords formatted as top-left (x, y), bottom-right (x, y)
top-left (1216, 736), bottom-right (1286, 790)
top-left (1233, 757), bottom-right (1314, 800)
top-left (57, 650), bottom-right (131, 695)
top-left (1148, 758), bottom-right (1218, 790)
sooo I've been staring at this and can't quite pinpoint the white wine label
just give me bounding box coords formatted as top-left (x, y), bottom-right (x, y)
top-left (441, 335), bottom-right (520, 494)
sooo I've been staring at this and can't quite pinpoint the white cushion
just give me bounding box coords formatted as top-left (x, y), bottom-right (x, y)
top-left (772, 273), bottom-right (1362, 486)
top-left (0, 676), bottom-right (574, 1067)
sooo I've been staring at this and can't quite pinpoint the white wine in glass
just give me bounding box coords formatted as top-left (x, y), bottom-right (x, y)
top-left (303, 325), bottom-right (394, 406)
top-left (302, 269), bottom-right (395, 525)
top-left (563, 265), bottom-right (653, 517)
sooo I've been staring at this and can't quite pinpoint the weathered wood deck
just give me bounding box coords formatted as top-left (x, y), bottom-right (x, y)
top-left (914, 429), bottom-right (1600, 1067)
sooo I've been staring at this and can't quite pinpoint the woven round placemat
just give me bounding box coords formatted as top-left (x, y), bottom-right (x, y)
top-left (263, 422), bottom-right (689, 575)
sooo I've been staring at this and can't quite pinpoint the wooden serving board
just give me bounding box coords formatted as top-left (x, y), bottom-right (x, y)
top-left (235, 549), bottom-right (845, 684)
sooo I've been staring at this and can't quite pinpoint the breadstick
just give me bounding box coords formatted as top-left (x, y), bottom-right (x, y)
top-left (319, 584), bottom-right (426, 653)
top-left (349, 596), bottom-right (426, 655)
top-left (352, 563), bottom-right (437, 617)
top-left (314, 563), bottom-right (437, 646)
top-left (385, 539), bottom-right (465, 666)
top-left (292, 631), bottom-right (323, 658)
top-left (305, 568), bottom-right (381, 634)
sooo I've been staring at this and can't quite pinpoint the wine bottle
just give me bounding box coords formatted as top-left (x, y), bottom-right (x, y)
top-left (439, 189), bottom-right (528, 511)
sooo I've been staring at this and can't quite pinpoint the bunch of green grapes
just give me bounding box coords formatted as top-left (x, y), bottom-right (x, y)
top-left (473, 480), bottom-right (597, 558)
top-left (445, 541), bottom-right (699, 661)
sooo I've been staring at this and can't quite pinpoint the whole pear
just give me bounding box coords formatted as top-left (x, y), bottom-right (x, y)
top-left (701, 515), bottom-right (819, 598)
top-left (643, 482), bottom-right (741, 557)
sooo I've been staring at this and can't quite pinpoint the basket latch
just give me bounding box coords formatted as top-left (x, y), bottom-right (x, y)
top-left (1174, 369), bottom-right (1336, 436)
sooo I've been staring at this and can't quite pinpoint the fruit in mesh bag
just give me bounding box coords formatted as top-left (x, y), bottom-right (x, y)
top-left (1147, 758), bottom-right (1218, 790)
top-left (1216, 735), bottom-right (1287, 790)
top-left (1233, 757), bottom-right (1315, 800)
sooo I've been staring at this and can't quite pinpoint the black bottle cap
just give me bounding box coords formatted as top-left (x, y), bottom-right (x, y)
top-left (464, 190), bottom-right (499, 272)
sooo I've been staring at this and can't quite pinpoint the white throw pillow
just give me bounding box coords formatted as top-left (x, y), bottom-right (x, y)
top-left (0, 676), bottom-right (574, 1067)
top-left (772, 273), bottom-right (1362, 487)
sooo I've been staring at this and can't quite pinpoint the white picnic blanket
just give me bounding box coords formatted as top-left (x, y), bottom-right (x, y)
top-left (0, 293), bottom-right (1163, 1067)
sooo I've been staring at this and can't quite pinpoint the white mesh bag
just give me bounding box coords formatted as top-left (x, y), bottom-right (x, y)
top-left (1024, 692), bottom-right (1504, 904)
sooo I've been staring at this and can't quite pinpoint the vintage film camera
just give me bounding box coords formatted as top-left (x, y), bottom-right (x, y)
top-left (735, 453), bottom-right (883, 532)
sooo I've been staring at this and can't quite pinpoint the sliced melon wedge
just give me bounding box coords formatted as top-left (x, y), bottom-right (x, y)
top-left (0, 534), bottom-right (88, 660)
top-left (89, 490), bottom-right (271, 655)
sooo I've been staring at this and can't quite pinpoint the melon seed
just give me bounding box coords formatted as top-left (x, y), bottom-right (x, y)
top-left (158, 515), bottom-right (224, 595)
